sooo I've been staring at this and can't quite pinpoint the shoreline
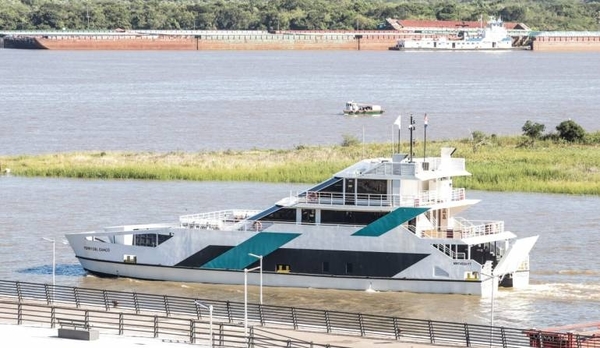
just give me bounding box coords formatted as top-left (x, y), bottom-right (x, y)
top-left (1, 138), bottom-right (599, 195)
top-left (5, 31), bottom-right (600, 52)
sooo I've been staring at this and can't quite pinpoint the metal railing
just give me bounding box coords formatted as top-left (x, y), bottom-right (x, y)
top-left (0, 280), bottom-right (596, 348)
top-left (0, 300), bottom-right (343, 347)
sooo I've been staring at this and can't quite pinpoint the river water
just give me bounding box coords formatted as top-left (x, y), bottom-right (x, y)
top-left (0, 49), bottom-right (599, 330)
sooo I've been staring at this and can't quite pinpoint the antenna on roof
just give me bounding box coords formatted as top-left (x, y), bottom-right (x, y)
top-left (408, 114), bottom-right (415, 162)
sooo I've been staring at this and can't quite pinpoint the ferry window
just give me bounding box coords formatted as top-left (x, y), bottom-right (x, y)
top-left (346, 263), bottom-right (353, 274)
top-left (323, 180), bottom-right (344, 193)
top-left (324, 180), bottom-right (344, 193)
top-left (321, 210), bottom-right (386, 225)
top-left (357, 179), bottom-right (386, 195)
top-left (263, 208), bottom-right (296, 222)
top-left (135, 233), bottom-right (159, 247)
top-left (301, 209), bottom-right (315, 224)
top-left (345, 179), bottom-right (355, 193)
top-left (322, 262), bottom-right (329, 273)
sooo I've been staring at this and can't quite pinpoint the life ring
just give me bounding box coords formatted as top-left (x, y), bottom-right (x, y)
top-left (307, 191), bottom-right (318, 202)
top-left (253, 221), bottom-right (262, 231)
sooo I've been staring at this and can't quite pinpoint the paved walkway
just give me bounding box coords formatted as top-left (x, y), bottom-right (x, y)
top-left (0, 323), bottom-right (446, 348)
top-left (0, 323), bottom-right (194, 347)
top-left (264, 327), bottom-right (445, 348)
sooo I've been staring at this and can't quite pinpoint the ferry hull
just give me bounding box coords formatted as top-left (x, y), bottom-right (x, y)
top-left (78, 257), bottom-right (488, 296)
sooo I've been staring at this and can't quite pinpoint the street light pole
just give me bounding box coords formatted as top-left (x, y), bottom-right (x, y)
top-left (194, 301), bottom-right (213, 347)
top-left (244, 265), bottom-right (261, 337)
top-left (42, 237), bottom-right (55, 303)
top-left (481, 272), bottom-right (496, 347)
top-left (248, 253), bottom-right (263, 304)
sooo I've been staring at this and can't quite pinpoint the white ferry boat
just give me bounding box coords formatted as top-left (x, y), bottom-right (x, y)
top-left (392, 16), bottom-right (513, 50)
top-left (65, 139), bottom-right (537, 296)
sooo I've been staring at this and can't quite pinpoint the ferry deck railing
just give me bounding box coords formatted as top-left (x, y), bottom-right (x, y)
top-left (0, 280), bottom-right (589, 348)
top-left (300, 188), bottom-right (466, 207)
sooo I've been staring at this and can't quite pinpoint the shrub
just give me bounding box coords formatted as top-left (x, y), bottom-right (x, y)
top-left (556, 120), bottom-right (585, 142)
top-left (341, 134), bottom-right (360, 147)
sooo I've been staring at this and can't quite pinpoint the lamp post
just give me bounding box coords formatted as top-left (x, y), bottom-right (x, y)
top-left (194, 300), bottom-right (213, 347)
top-left (248, 253), bottom-right (263, 305)
top-left (42, 237), bottom-right (55, 303)
top-left (244, 265), bottom-right (261, 337)
top-left (481, 272), bottom-right (496, 347)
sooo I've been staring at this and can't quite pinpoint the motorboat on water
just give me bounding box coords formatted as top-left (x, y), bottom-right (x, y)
top-left (390, 16), bottom-right (513, 51)
top-left (343, 101), bottom-right (384, 115)
top-left (65, 136), bottom-right (538, 296)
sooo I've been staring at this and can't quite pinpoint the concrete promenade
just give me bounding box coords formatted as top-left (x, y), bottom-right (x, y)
top-left (0, 322), bottom-right (448, 348)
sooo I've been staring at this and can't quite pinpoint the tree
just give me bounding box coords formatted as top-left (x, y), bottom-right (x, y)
top-left (471, 130), bottom-right (488, 152)
top-left (556, 119), bottom-right (586, 142)
top-left (522, 120), bottom-right (545, 139)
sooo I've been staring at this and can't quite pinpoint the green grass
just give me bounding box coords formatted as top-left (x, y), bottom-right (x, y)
top-left (1, 136), bottom-right (599, 195)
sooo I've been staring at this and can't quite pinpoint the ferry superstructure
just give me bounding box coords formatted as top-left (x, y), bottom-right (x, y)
top-left (65, 147), bottom-right (537, 296)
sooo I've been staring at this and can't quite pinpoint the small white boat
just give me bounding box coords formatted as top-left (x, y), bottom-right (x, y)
top-left (391, 16), bottom-right (513, 51)
top-left (343, 101), bottom-right (384, 115)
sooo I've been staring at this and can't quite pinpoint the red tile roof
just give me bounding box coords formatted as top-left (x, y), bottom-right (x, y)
top-left (392, 19), bottom-right (526, 30)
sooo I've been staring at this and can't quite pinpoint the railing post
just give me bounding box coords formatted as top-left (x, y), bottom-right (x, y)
top-left (153, 315), bottom-right (158, 338)
top-left (74, 287), bottom-right (80, 308)
top-left (392, 317), bottom-right (401, 340)
top-left (428, 320), bottom-right (435, 344)
top-left (44, 284), bottom-right (51, 305)
top-left (358, 313), bottom-right (365, 337)
top-left (103, 290), bottom-right (110, 311)
top-left (575, 334), bottom-right (582, 348)
top-left (226, 301), bottom-right (233, 323)
top-left (50, 306), bottom-right (56, 328)
top-left (325, 311), bottom-right (331, 333)
top-left (464, 323), bottom-right (471, 347)
top-left (291, 307), bottom-right (298, 330)
top-left (190, 319), bottom-right (195, 343)
top-left (164, 295), bottom-right (170, 317)
top-left (16, 282), bottom-right (22, 303)
top-left (85, 310), bottom-right (90, 327)
top-left (248, 326), bottom-right (254, 348)
top-left (500, 327), bottom-right (507, 348)
top-left (119, 312), bottom-right (124, 335)
top-left (17, 302), bottom-right (22, 324)
top-left (258, 303), bottom-right (264, 326)
top-left (133, 292), bottom-right (140, 314)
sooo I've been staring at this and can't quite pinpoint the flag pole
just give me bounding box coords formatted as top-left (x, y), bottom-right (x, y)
top-left (423, 113), bottom-right (428, 160)
top-left (397, 124), bottom-right (401, 154)
top-left (394, 115), bottom-right (402, 154)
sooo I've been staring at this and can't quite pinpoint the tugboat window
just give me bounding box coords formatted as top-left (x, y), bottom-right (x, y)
top-left (346, 263), bottom-right (353, 274)
top-left (322, 261), bottom-right (330, 273)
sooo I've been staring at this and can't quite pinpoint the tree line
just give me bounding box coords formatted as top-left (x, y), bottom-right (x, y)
top-left (1, 0), bottom-right (600, 32)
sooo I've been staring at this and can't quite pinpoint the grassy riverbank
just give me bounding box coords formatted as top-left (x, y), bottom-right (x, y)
top-left (1, 136), bottom-right (599, 195)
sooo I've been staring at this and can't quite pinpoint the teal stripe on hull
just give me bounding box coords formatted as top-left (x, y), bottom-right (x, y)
top-left (352, 207), bottom-right (429, 237)
top-left (201, 232), bottom-right (300, 270)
